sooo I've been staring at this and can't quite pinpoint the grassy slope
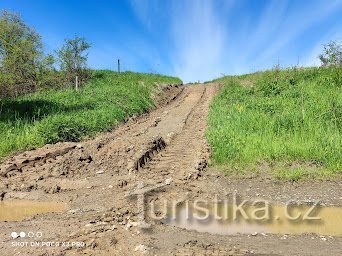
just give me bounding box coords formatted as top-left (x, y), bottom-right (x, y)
top-left (0, 70), bottom-right (181, 159)
top-left (207, 66), bottom-right (341, 180)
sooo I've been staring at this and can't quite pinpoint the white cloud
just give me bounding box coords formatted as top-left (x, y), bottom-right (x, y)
top-left (131, 0), bottom-right (230, 82)
top-left (128, 0), bottom-right (341, 81)
top-left (241, 0), bottom-right (289, 60)
top-left (254, 0), bottom-right (342, 65)
top-left (170, 0), bottom-right (228, 82)
top-left (129, 0), bottom-right (165, 30)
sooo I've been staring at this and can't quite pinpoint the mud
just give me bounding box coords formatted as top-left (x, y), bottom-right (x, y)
top-left (0, 200), bottom-right (68, 221)
top-left (166, 203), bottom-right (342, 236)
top-left (0, 83), bottom-right (341, 256)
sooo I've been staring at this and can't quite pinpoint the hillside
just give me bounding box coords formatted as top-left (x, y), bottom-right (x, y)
top-left (0, 71), bottom-right (182, 160)
top-left (207, 66), bottom-right (341, 180)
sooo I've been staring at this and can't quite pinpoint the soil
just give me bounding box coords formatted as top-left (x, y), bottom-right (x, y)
top-left (0, 83), bottom-right (341, 256)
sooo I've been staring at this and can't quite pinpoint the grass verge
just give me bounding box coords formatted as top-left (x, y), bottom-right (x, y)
top-left (0, 70), bottom-right (181, 160)
top-left (207, 66), bottom-right (341, 180)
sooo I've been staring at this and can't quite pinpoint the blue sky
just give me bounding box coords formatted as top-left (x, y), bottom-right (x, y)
top-left (1, 0), bottom-right (341, 82)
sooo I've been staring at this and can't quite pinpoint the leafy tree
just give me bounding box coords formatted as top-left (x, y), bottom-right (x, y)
top-left (0, 11), bottom-right (93, 97)
top-left (319, 40), bottom-right (342, 67)
top-left (57, 36), bottom-right (91, 83)
top-left (0, 10), bottom-right (44, 96)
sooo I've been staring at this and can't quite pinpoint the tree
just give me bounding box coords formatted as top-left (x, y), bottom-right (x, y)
top-left (319, 40), bottom-right (342, 67)
top-left (0, 10), bottom-right (44, 95)
top-left (57, 36), bottom-right (91, 83)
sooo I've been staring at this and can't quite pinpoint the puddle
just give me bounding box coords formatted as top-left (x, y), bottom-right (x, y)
top-left (165, 203), bottom-right (342, 236)
top-left (0, 200), bottom-right (68, 221)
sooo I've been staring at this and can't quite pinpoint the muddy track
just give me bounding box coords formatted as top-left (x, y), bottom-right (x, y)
top-left (0, 83), bottom-right (341, 256)
top-left (141, 86), bottom-right (210, 181)
top-left (0, 83), bottom-right (222, 255)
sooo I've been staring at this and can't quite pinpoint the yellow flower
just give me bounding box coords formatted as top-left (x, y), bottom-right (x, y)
top-left (236, 104), bottom-right (244, 113)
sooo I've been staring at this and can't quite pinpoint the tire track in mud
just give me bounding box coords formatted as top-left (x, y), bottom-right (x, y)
top-left (134, 86), bottom-right (208, 172)
top-left (138, 85), bottom-right (216, 183)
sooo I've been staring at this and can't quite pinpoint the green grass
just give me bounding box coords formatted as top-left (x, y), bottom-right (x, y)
top-left (0, 70), bottom-right (181, 159)
top-left (207, 66), bottom-right (341, 180)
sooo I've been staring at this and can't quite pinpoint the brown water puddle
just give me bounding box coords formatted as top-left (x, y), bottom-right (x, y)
top-left (0, 200), bottom-right (68, 221)
top-left (166, 203), bottom-right (342, 236)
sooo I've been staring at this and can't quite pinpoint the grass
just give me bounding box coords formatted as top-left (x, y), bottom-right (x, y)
top-left (207, 66), bottom-right (341, 180)
top-left (0, 70), bottom-right (181, 160)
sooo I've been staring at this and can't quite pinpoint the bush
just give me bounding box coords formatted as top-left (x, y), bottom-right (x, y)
top-left (56, 36), bottom-right (91, 85)
top-left (0, 10), bottom-right (44, 96)
top-left (0, 10), bottom-right (93, 98)
top-left (319, 40), bottom-right (342, 67)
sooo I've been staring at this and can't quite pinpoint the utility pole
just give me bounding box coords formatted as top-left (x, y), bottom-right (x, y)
top-left (117, 58), bottom-right (120, 73)
top-left (75, 76), bottom-right (79, 91)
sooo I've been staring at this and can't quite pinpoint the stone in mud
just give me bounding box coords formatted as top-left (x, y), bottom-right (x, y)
top-left (36, 176), bottom-right (44, 181)
top-left (96, 143), bottom-right (104, 150)
top-left (78, 150), bottom-right (93, 163)
top-left (126, 220), bottom-right (139, 230)
top-left (153, 117), bottom-right (162, 127)
top-left (134, 244), bottom-right (149, 253)
top-left (0, 164), bottom-right (17, 177)
top-left (0, 191), bottom-right (6, 200)
top-left (118, 180), bottom-right (128, 188)
top-left (127, 162), bottom-right (135, 172)
top-left (320, 236), bottom-right (327, 241)
top-left (110, 238), bottom-right (118, 246)
top-left (86, 238), bottom-right (96, 248)
top-left (44, 185), bottom-right (61, 194)
top-left (103, 217), bottom-right (113, 222)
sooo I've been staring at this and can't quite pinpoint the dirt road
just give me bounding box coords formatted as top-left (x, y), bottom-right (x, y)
top-left (0, 83), bottom-right (341, 255)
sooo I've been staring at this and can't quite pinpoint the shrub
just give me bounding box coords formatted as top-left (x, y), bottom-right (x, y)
top-left (56, 36), bottom-right (92, 86)
top-left (319, 40), bottom-right (342, 67)
top-left (0, 10), bottom-right (44, 96)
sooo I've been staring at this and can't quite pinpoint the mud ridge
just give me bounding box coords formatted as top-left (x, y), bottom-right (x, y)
top-left (135, 137), bottom-right (167, 171)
